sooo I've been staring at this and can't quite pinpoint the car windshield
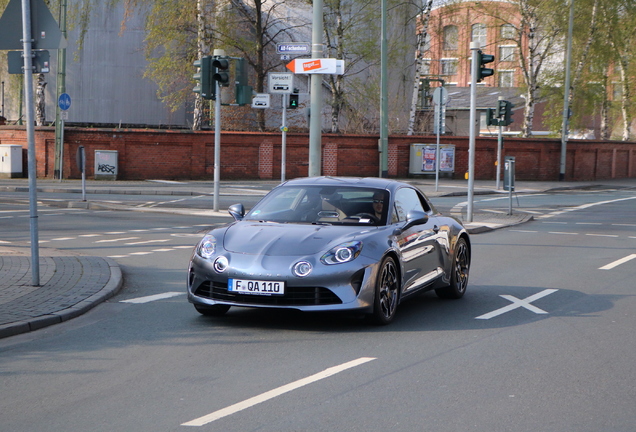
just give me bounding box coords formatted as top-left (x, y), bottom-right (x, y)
top-left (244, 186), bottom-right (389, 225)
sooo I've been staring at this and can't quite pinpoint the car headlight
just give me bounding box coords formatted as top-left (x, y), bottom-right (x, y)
top-left (292, 261), bottom-right (313, 277)
top-left (197, 234), bottom-right (216, 259)
top-left (321, 241), bottom-right (363, 265)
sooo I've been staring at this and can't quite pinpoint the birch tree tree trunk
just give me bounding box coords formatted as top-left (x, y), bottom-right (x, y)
top-left (407, 0), bottom-right (433, 136)
top-left (193, 0), bottom-right (214, 130)
top-left (35, 74), bottom-right (47, 126)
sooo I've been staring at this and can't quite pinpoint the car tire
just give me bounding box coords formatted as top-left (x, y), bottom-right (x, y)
top-left (194, 304), bottom-right (231, 316)
top-left (435, 237), bottom-right (470, 299)
top-left (369, 256), bottom-right (400, 325)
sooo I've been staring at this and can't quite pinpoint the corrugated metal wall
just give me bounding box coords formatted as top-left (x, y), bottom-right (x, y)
top-left (44, 2), bottom-right (190, 127)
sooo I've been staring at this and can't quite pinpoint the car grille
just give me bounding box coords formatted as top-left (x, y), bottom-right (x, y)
top-left (194, 281), bottom-right (342, 306)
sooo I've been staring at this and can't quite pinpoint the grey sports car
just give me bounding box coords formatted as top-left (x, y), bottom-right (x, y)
top-left (187, 176), bottom-right (471, 324)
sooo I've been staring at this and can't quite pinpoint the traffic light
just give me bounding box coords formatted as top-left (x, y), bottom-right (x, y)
top-left (499, 100), bottom-right (514, 125)
top-left (486, 108), bottom-right (498, 126)
top-left (234, 58), bottom-right (253, 106)
top-left (288, 89), bottom-right (299, 109)
top-left (476, 50), bottom-right (494, 82)
top-left (193, 56), bottom-right (214, 100)
top-left (212, 57), bottom-right (230, 87)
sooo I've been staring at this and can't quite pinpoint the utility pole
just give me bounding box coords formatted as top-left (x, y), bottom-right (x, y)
top-left (21, 0), bottom-right (40, 285)
top-left (379, 0), bottom-right (388, 178)
top-left (559, 0), bottom-right (575, 181)
top-left (54, 0), bottom-right (67, 180)
top-left (308, 0), bottom-right (323, 177)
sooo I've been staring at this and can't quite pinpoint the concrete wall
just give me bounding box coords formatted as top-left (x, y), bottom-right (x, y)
top-left (1, 127), bottom-right (634, 181)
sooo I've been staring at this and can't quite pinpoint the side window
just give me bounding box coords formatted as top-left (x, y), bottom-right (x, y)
top-left (393, 188), bottom-right (428, 222)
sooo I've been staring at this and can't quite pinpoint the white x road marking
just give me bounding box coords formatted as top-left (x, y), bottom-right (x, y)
top-left (476, 289), bottom-right (558, 320)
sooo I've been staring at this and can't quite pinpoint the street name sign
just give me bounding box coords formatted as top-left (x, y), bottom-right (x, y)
top-left (276, 42), bottom-right (311, 55)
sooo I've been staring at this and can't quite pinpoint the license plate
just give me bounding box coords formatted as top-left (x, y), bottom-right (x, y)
top-left (228, 279), bottom-right (285, 295)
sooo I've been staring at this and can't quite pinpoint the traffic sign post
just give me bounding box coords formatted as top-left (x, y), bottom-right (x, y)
top-left (432, 87), bottom-right (448, 192)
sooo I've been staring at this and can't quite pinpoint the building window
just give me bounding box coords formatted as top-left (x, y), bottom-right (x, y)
top-left (471, 23), bottom-right (487, 47)
top-left (443, 25), bottom-right (458, 50)
top-left (499, 45), bottom-right (516, 62)
top-left (498, 70), bottom-right (515, 87)
top-left (421, 58), bottom-right (431, 75)
top-left (501, 24), bottom-right (516, 40)
top-left (441, 58), bottom-right (458, 75)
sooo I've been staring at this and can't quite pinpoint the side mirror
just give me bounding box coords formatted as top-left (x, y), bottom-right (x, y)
top-left (228, 203), bottom-right (245, 221)
top-left (397, 210), bottom-right (428, 233)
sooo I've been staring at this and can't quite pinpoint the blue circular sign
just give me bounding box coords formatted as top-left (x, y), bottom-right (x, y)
top-left (58, 93), bottom-right (71, 111)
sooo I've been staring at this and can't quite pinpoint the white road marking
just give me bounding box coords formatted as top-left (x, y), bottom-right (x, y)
top-left (124, 239), bottom-right (170, 245)
top-left (509, 229), bottom-right (538, 233)
top-left (539, 196), bottom-right (636, 219)
top-left (104, 231), bottom-right (127, 234)
top-left (120, 292), bottom-right (185, 303)
top-left (0, 240), bottom-right (11, 244)
top-left (548, 232), bottom-right (578, 235)
top-left (94, 237), bottom-right (139, 243)
top-left (152, 248), bottom-right (175, 252)
top-left (174, 245), bottom-right (193, 249)
top-left (182, 357), bottom-right (377, 427)
top-left (599, 254), bottom-right (636, 270)
top-left (585, 233), bottom-right (618, 238)
top-left (107, 255), bottom-right (128, 258)
top-left (576, 222), bottom-right (602, 225)
top-left (78, 234), bottom-right (102, 237)
top-left (129, 251), bottom-right (153, 255)
top-left (51, 237), bottom-right (76, 241)
top-left (476, 289), bottom-right (559, 320)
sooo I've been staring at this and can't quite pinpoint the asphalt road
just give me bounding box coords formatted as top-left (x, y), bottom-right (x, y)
top-left (1, 188), bottom-right (635, 431)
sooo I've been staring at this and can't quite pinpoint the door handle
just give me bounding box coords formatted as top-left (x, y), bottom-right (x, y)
top-left (433, 225), bottom-right (439, 233)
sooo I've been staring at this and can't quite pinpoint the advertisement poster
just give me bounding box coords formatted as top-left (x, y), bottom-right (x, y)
top-left (421, 145), bottom-right (455, 172)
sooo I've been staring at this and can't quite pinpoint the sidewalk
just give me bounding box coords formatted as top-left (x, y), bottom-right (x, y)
top-left (1, 176), bottom-right (634, 339)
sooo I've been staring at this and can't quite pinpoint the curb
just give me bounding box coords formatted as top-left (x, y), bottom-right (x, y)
top-left (0, 258), bottom-right (123, 339)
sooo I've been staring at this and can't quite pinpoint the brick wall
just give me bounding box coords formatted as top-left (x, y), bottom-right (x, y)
top-left (1, 126), bottom-right (634, 181)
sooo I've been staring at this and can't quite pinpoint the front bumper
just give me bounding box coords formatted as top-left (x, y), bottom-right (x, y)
top-left (187, 253), bottom-right (377, 313)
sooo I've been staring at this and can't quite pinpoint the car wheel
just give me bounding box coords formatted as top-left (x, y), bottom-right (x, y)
top-left (435, 237), bottom-right (470, 299)
top-left (194, 304), bottom-right (231, 316)
top-left (370, 256), bottom-right (399, 325)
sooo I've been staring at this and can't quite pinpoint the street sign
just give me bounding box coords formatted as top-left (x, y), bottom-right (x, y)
top-left (58, 93), bottom-right (71, 111)
top-left (286, 58), bottom-right (341, 74)
top-left (0, 0), bottom-right (68, 50)
top-left (251, 93), bottom-right (270, 109)
top-left (433, 87), bottom-right (448, 105)
top-left (276, 42), bottom-right (311, 55)
top-left (268, 72), bottom-right (294, 94)
top-left (7, 50), bottom-right (50, 74)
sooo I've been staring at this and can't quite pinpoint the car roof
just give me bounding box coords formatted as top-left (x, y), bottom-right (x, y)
top-left (281, 176), bottom-right (411, 192)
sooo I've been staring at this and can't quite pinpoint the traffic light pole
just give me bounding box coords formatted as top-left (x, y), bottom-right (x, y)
top-left (213, 80), bottom-right (221, 212)
top-left (496, 97), bottom-right (503, 190)
top-left (281, 94), bottom-right (287, 182)
top-left (467, 42), bottom-right (479, 223)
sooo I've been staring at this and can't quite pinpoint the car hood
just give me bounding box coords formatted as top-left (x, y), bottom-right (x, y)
top-left (223, 222), bottom-right (371, 256)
